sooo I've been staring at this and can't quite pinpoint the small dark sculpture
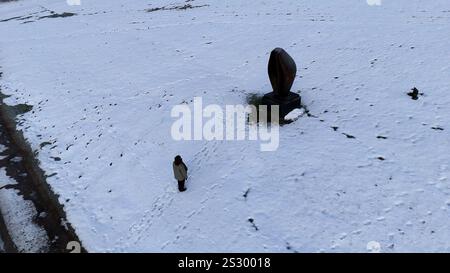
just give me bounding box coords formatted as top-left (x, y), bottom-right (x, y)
top-left (262, 48), bottom-right (301, 119)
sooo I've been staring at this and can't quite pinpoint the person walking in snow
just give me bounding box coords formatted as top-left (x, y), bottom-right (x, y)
top-left (173, 155), bottom-right (188, 192)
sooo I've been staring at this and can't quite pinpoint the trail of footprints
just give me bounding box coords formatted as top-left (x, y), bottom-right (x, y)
top-left (117, 140), bottom-right (223, 249)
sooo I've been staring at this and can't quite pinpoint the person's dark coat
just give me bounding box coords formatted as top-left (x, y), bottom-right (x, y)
top-left (173, 161), bottom-right (188, 181)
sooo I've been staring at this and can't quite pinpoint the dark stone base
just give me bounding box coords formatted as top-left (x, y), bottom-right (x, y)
top-left (261, 92), bottom-right (301, 119)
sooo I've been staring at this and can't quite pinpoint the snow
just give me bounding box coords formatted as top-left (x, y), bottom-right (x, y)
top-left (0, 0), bottom-right (450, 252)
top-left (284, 109), bottom-right (305, 122)
top-left (0, 168), bottom-right (49, 252)
top-left (0, 144), bottom-right (6, 161)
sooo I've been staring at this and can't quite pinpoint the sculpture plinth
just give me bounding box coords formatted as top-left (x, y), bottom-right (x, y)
top-left (262, 91), bottom-right (301, 118)
top-left (262, 48), bottom-right (301, 119)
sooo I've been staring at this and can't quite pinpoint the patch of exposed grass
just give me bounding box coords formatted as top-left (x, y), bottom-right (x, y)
top-left (245, 93), bottom-right (264, 108)
top-left (38, 12), bottom-right (76, 20)
top-left (245, 93), bottom-right (282, 125)
top-left (146, 4), bottom-right (209, 13)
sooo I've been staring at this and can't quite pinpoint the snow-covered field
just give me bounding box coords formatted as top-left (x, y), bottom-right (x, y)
top-left (1, 0), bottom-right (450, 252)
